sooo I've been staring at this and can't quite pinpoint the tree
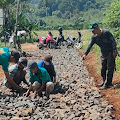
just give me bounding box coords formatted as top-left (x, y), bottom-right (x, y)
top-left (52, 10), bottom-right (61, 18)
top-left (0, 0), bottom-right (37, 49)
top-left (103, 0), bottom-right (120, 40)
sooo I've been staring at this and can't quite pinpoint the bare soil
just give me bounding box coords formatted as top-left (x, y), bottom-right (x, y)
top-left (79, 50), bottom-right (120, 120)
top-left (0, 43), bottom-right (120, 119)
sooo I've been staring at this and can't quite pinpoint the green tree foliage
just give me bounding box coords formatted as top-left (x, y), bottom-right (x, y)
top-left (36, 9), bottom-right (46, 17)
top-left (27, 0), bottom-right (112, 30)
top-left (36, 0), bottom-right (112, 17)
top-left (103, 0), bottom-right (120, 41)
top-left (52, 10), bottom-right (61, 18)
top-left (1, 0), bottom-right (114, 31)
top-left (0, 0), bottom-right (38, 38)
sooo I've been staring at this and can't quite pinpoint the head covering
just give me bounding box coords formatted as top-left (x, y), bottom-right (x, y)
top-left (27, 60), bottom-right (37, 70)
top-left (58, 27), bottom-right (62, 32)
top-left (44, 55), bottom-right (52, 65)
top-left (18, 57), bottom-right (28, 67)
top-left (89, 22), bottom-right (99, 32)
top-left (48, 31), bottom-right (52, 35)
top-left (11, 51), bottom-right (20, 63)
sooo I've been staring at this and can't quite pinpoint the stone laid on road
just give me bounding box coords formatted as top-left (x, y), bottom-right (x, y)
top-left (0, 48), bottom-right (114, 120)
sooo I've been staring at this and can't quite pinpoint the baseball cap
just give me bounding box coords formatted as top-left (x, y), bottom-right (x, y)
top-left (18, 57), bottom-right (28, 67)
top-left (44, 55), bottom-right (52, 65)
top-left (27, 60), bottom-right (37, 70)
top-left (11, 51), bottom-right (20, 63)
top-left (89, 22), bottom-right (98, 32)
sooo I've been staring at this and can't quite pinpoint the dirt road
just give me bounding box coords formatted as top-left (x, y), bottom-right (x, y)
top-left (0, 45), bottom-right (114, 119)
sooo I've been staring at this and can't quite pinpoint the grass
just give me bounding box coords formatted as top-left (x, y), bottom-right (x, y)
top-left (1, 29), bottom-right (120, 74)
top-left (0, 29), bottom-right (91, 46)
top-left (33, 30), bottom-right (85, 39)
top-left (0, 37), bottom-right (35, 48)
top-left (0, 41), bottom-right (10, 47)
top-left (115, 57), bottom-right (120, 74)
top-left (80, 30), bottom-right (120, 74)
top-left (115, 89), bottom-right (120, 94)
top-left (33, 29), bottom-right (92, 49)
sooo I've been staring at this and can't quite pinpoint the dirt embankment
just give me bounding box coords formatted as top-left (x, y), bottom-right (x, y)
top-left (80, 50), bottom-right (120, 120)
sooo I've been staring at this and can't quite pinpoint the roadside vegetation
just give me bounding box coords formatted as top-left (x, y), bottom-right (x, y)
top-left (0, 0), bottom-right (120, 73)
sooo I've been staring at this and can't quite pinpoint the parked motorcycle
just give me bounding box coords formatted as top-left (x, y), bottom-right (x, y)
top-left (66, 31), bottom-right (83, 49)
top-left (66, 35), bottom-right (75, 48)
top-left (56, 30), bottom-right (68, 48)
top-left (36, 32), bottom-right (57, 49)
top-left (74, 31), bottom-right (83, 49)
top-left (74, 37), bottom-right (83, 49)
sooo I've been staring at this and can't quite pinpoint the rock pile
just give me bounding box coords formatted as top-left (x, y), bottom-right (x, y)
top-left (0, 48), bottom-right (114, 120)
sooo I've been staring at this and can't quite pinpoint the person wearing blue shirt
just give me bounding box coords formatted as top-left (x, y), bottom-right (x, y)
top-left (37, 55), bottom-right (56, 83)
top-left (0, 47), bottom-right (21, 91)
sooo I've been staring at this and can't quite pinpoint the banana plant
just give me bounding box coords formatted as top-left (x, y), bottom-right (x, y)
top-left (14, 12), bottom-right (38, 39)
top-left (0, 0), bottom-right (31, 34)
top-left (0, 0), bottom-right (35, 47)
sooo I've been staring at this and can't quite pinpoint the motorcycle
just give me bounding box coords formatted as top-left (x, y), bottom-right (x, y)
top-left (66, 35), bottom-right (75, 48)
top-left (66, 32), bottom-right (83, 49)
top-left (74, 37), bottom-right (83, 49)
top-left (74, 31), bottom-right (83, 49)
top-left (56, 33), bottom-right (68, 48)
top-left (36, 33), bottom-right (57, 49)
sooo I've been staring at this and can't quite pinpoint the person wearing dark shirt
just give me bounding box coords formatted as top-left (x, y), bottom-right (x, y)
top-left (3, 57), bottom-right (29, 89)
top-left (56, 27), bottom-right (65, 46)
top-left (37, 55), bottom-right (56, 83)
top-left (82, 22), bottom-right (118, 89)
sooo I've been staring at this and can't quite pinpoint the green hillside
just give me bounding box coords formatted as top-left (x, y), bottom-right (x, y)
top-left (25, 0), bottom-right (112, 30)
